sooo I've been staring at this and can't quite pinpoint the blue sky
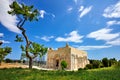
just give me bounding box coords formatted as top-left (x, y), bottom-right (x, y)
top-left (0, 0), bottom-right (120, 60)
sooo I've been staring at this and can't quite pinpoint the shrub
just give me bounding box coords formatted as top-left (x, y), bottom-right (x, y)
top-left (85, 64), bottom-right (93, 69)
top-left (61, 60), bottom-right (67, 70)
top-left (78, 68), bottom-right (84, 71)
top-left (92, 60), bottom-right (100, 68)
top-left (5, 58), bottom-right (13, 63)
top-left (102, 58), bottom-right (109, 67)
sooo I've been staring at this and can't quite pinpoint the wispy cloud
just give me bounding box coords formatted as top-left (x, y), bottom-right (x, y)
top-left (73, 0), bottom-right (78, 4)
top-left (35, 35), bottom-right (40, 39)
top-left (0, 40), bottom-right (10, 44)
top-left (78, 6), bottom-right (84, 12)
top-left (39, 10), bottom-right (46, 18)
top-left (74, 45), bottom-right (112, 50)
top-left (41, 36), bottom-right (54, 42)
top-left (107, 20), bottom-right (120, 26)
top-left (0, 33), bottom-right (4, 37)
top-left (103, 1), bottom-right (120, 18)
top-left (35, 35), bottom-right (54, 42)
top-left (67, 7), bottom-right (73, 12)
top-left (55, 31), bottom-right (83, 43)
top-left (0, 0), bottom-right (20, 33)
top-left (51, 14), bottom-right (55, 18)
top-left (79, 6), bottom-right (92, 18)
top-left (39, 10), bottom-right (55, 19)
top-left (106, 38), bottom-right (120, 46)
top-left (87, 28), bottom-right (119, 41)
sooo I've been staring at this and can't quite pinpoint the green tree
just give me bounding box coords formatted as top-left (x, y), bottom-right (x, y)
top-left (0, 46), bottom-right (12, 65)
top-left (5, 58), bottom-right (13, 63)
top-left (61, 60), bottom-right (67, 70)
top-left (8, 1), bottom-right (47, 69)
top-left (109, 58), bottom-right (117, 66)
top-left (85, 64), bottom-right (93, 69)
top-left (92, 60), bottom-right (100, 68)
top-left (102, 58), bottom-right (109, 67)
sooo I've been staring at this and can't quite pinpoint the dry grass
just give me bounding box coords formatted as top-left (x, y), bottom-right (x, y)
top-left (0, 62), bottom-right (28, 68)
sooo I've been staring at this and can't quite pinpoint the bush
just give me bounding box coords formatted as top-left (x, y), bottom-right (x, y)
top-left (5, 58), bottom-right (13, 63)
top-left (78, 68), bottom-right (84, 71)
top-left (102, 58), bottom-right (109, 67)
top-left (85, 64), bottom-right (93, 69)
top-left (92, 60), bottom-right (100, 68)
top-left (61, 60), bottom-right (67, 70)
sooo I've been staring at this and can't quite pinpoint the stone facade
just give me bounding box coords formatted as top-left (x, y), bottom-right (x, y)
top-left (47, 44), bottom-right (89, 70)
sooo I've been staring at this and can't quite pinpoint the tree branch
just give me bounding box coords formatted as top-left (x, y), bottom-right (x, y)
top-left (17, 15), bottom-right (22, 28)
top-left (20, 18), bottom-right (26, 27)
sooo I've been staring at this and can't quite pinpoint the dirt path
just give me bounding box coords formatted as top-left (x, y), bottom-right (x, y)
top-left (0, 63), bottom-right (28, 68)
top-left (0, 63), bottom-right (54, 70)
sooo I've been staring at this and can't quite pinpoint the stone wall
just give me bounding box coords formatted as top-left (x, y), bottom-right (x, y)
top-left (47, 46), bottom-right (71, 69)
top-left (70, 47), bottom-right (89, 70)
top-left (47, 45), bottom-right (89, 70)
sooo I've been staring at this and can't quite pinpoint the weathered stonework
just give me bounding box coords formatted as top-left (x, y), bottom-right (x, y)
top-left (47, 44), bottom-right (89, 70)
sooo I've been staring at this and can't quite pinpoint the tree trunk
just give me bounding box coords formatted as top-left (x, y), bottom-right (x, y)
top-left (29, 58), bottom-right (33, 69)
top-left (0, 60), bottom-right (1, 66)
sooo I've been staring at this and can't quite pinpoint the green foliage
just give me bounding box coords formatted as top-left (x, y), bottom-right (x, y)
top-left (5, 58), bottom-right (13, 63)
top-left (29, 42), bottom-right (47, 57)
top-left (8, 1), bottom-right (39, 21)
top-left (92, 60), bottom-right (100, 68)
top-left (14, 35), bottom-right (23, 42)
top-left (20, 52), bottom-right (26, 60)
top-left (61, 60), bottom-right (67, 70)
top-left (109, 58), bottom-right (117, 66)
top-left (102, 58), bottom-right (109, 67)
top-left (85, 64), bottom-right (93, 69)
top-left (78, 68), bottom-right (84, 71)
top-left (0, 46), bottom-right (12, 65)
top-left (20, 43), bottom-right (47, 59)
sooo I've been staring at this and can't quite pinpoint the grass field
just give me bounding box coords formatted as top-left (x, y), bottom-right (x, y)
top-left (0, 66), bottom-right (120, 80)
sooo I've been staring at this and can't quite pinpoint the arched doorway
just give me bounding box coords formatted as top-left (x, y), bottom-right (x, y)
top-left (56, 59), bottom-right (59, 69)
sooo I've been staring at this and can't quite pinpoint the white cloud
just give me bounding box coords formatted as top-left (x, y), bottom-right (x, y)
top-left (55, 31), bottom-right (83, 43)
top-left (73, 0), bottom-right (78, 4)
top-left (35, 36), bottom-right (40, 39)
top-left (74, 45), bottom-right (112, 50)
top-left (87, 28), bottom-right (119, 41)
top-left (0, 0), bottom-right (20, 33)
top-left (106, 38), bottom-right (120, 46)
top-left (67, 7), bottom-right (73, 12)
top-left (79, 6), bottom-right (92, 18)
top-left (41, 36), bottom-right (54, 42)
top-left (51, 14), bottom-right (55, 18)
top-left (103, 1), bottom-right (120, 18)
top-left (0, 40), bottom-right (10, 44)
top-left (0, 33), bottom-right (4, 37)
top-left (107, 20), bottom-right (120, 26)
top-left (39, 10), bottom-right (46, 18)
top-left (78, 6), bottom-right (84, 12)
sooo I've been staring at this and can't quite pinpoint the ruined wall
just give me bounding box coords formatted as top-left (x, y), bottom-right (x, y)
top-left (47, 46), bottom-right (71, 69)
top-left (47, 45), bottom-right (89, 70)
top-left (70, 47), bottom-right (89, 70)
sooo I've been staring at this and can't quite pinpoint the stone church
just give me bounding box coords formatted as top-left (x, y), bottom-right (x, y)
top-left (47, 43), bottom-right (89, 70)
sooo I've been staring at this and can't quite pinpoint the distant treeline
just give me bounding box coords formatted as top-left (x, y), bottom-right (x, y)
top-left (4, 58), bottom-right (46, 64)
top-left (82, 58), bottom-right (120, 70)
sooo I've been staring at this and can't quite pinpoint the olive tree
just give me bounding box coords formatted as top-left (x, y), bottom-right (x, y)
top-left (0, 45), bottom-right (12, 65)
top-left (8, 1), bottom-right (47, 69)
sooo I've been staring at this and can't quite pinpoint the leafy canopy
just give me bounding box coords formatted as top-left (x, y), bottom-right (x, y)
top-left (0, 46), bottom-right (12, 60)
top-left (8, 1), bottom-right (39, 21)
top-left (21, 42), bottom-right (47, 58)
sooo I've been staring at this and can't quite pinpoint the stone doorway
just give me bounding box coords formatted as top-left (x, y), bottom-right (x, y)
top-left (56, 60), bottom-right (59, 69)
